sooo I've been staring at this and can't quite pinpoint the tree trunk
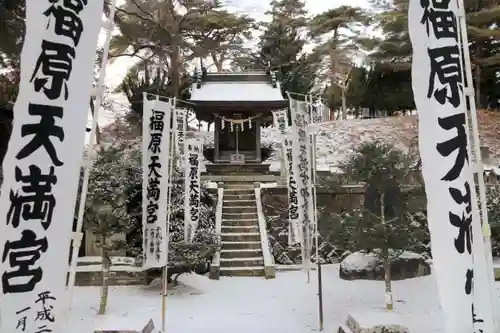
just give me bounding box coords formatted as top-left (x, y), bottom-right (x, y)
top-left (383, 254), bottom-right (393, 311)
top-left (89, 97), bottom-right (101, 144)
top-left (171, 44), bottom-right (181, 98)
top-left (211, 52), bottom-right (223, 72)
top-left (341, 87), bottom-right (347, 120)
top-left (380, 193), bottom-right (393, 311)
top-left (98, 240), bottom-right (110, 315)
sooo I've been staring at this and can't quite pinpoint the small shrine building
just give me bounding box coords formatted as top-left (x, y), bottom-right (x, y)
top-left (189, 70), bottom-right (288, 165)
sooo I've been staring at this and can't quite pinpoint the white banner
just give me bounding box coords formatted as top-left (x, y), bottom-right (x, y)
top-left (273, 109), bottom-right (301, 244)
top-left (142, 97), bottom-right (172, 268)
top-left (0, 0), bottom-right (104, 332)
top-left (289, 99), bottom-right (314, 265)
top-left (283, 134), bottom-right (302, 244)
top-left (184, 138), bottom-right (202, 243)
top-left (174, 109), bottom-right (187, 169)
top-left (272, 109), bottom-right (288, 131)
top-left (409, 0), bottom-right (487, 332)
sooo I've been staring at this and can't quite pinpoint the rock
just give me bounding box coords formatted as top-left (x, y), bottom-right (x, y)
top-left (345, 312), bottom-right (410, 333)
top-left (339, 251), bottom-right (431, 281)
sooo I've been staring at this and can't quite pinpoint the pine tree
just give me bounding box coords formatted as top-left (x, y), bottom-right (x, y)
top-left (338, 141), bottom-right (427, 311)
top-left (365, 0), bottom-right (500, 109)
top-left (84, 139), bottom-right (140, 315)
top-left (254, 0), bottom-right (319, 96)
top-left (84, 125), bottom-right (219, 313)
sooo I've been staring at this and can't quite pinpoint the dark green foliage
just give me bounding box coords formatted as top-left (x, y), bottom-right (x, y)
top-left (364, 0), bottom-right (500, 110)
top-left (84, 137), bottom-right (219, 276)
top-left (324, 64), bottom-right (415, 115)
top-left (331, 141), bottom-right (428, 260)
top-left (0, 0), bottom-right (24, 65)
top-left (487, 185), bottom-right (500, 256)
top-left (245, 0), bottom-right (316, 96)
top-left (117, 65), bottom-right (193, 131)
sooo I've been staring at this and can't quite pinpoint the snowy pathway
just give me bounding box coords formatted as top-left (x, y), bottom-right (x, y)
top-left (68, 264), bottom-right (492, 333)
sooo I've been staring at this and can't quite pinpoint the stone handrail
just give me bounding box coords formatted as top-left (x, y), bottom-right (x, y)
top-left (210, 183), bottom-right (224, 279)
top-left (254, 183), bottom-right (276, 279)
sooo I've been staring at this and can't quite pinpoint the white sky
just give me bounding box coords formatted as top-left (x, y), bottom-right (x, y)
top-left (89, 0), bottom-right (371, 135)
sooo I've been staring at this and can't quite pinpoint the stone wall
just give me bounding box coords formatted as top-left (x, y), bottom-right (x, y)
top-left (71, 270), bottom-right (148, 287)
top-left (261, 184), bottom-right (365, 217)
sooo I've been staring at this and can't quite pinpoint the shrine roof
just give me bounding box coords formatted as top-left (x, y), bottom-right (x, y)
top-left (191, 82), bottom-right (285, 102)
top-left (189, 71), bottom-right (286, 106)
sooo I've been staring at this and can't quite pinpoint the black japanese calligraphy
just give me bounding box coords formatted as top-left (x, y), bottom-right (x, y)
top-left (189, 154), bottom-right (199, 167)
top-left (35, 291), bottom-right (55, 322)
top-left (149, 229), bottom-right (155, 254)
top-left (44, 3), bottom-right (83, 46)
top-left (147, 178), bottom-right (160, 201)
top-left (2, 230), bottom-right (48, 293)
top-left (35, 325), bottom-right (52, 333)
top-left (154, 227), bottom-right (162, 261)
top-left (436, 113), bottom-right (468, 181)
top-left (472, 304), bottom-right (484, 333)
top-left (449, 182), bottom-right (473, 254)
top-left (428, 45), bottom-right (462, 107)
top-left (148, 156), bottom-right (162, 178)
top-left (150, 110), bottom-right (165, 132)
top-left (420, 0), bottom-right (457, 39)
top-left (449, 208), bottom-right (472, 254)
top-left (16, 307), bottom-right (30, 332)
top-left (7, 166), bottom-right (57, 230)
top-left (465, 268), bottom-right (473, 295)
top-left (449, 181), bottom-right (472, 214)
top-left (186, 147), bottom-right (200, 227)
top-left (16, 103), bottom-right (64, 166)
top-left (146, 202), bottom-right (159, 224)
top-left (54, 0), bottom-right (89, 15)
top-left (148, 133), bottom-right (162, 153)
top-left (31, 40), bottom-right (75, 100)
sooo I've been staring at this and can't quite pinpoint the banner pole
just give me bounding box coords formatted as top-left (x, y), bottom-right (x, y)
top-left (455, 1), bottom-right (497, 331)
top-left (161, 97), bottom-right (176, 332)
top-left (311, 131), bottom-right (323, 331)
top-left (161, 265), bottom-right (167, 332)
top-left (64, 1), bottom-right (116, 327)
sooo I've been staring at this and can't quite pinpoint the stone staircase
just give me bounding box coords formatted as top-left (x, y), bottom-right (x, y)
top-left (219, 182), bottom-right (265, 277)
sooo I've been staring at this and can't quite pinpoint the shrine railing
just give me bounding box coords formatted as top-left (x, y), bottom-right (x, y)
top-left (211, 183), bottom-right (224, 272)
top-left (254, 183), bottom-right (276, 278)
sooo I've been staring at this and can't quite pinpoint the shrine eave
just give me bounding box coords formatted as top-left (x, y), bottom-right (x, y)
top-left (186, 100), bottom-right (289, 113)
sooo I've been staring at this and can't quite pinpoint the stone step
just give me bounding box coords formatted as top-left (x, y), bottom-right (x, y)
top-left (222, 206), bottom-right (257, 214)
top-left (222, 212), bottom-right (258, 219)
top-left (224, 189), bottom-right (254, 196)
top-left (222, 219), bottom-right (258, 227)
top-left (224, 183), bottom-right (254, 189)
top-left (223, 194), bottom-right (255, 201)
top-left (223, 200), bottom-right (256, 207)
top-left (220, 249), bottom-right (263, 259)
top-left (221, 226), bottom-right (259, 233)
top-left (220, 258), bottom-right (264, 267)
top-left (221, 233), bottom-right (260, 242)
top-left (205, 164), bottom-right (270, 175)
top-left (219, 266), bottom-right (266, 277)
top-left (222, 241), bottom-right (261, 250)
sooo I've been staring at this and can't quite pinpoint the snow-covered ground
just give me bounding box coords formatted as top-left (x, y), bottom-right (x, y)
top-left (66, 264), bottom-right (481, 333)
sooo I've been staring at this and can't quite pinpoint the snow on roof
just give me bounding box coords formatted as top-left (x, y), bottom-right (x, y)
top-left (190, 82), bottom-right (285, 102)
